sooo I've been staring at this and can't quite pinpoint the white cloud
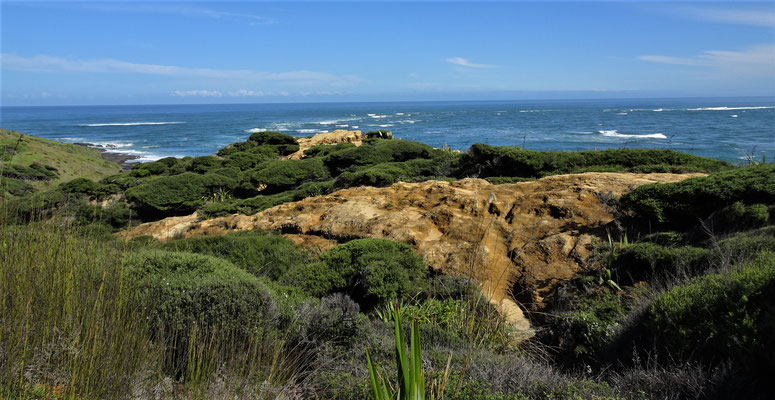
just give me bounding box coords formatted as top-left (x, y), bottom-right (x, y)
top-left (639, 44), bottom-right (775, 76)
top-left (0, 53), bottom-right (362, 86)
top-left (444, 57), bottom-right (497, 69)
top-left (172, 90), bottom-right (223, 97)
top-left (82, 3), bottom-right (276, 25)
top-left (673, 6), bottom-right (775, 27)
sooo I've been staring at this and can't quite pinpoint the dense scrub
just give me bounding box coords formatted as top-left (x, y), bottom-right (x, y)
top-left (621, 164), bottom-right (775, 230)
top-left (454, 144), bottom-right (730, 178)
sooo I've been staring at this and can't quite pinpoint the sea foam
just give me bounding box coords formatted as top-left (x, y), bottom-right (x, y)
top-left (244, 128), bottom-right (267, 133)
top-left (598, 130), bottom-right (667, 139)
top-left (78, 122), bottom-right (184, 127)
top-left (687, 106), bottom-right (774, 111)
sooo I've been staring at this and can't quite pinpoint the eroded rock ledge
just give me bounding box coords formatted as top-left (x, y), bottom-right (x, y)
top-left (120, 172), bottom-right (703, 330)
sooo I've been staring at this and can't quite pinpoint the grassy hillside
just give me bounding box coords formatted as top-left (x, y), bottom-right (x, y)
top-left (0, 129), bottom-right (121, 197)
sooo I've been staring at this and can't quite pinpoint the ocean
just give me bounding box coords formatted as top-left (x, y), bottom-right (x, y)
top-left (1, 97), bottom-right (773, 164)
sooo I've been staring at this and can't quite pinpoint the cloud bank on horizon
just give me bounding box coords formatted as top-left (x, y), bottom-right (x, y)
top-left (1, 1), bottom-right (773, 105)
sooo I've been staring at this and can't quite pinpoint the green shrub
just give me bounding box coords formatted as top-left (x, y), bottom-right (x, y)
top-left (611, 243), bottom-right (709, 285)
top-left (304, 142), bottom-right (356, 158)
top-left (130, 160), bottom-right (169, 176)
top-left (200, 180), bottom-right (334, 219)
top-left (0, 177), bottom-right (34, 197)
top-left (284, 238), bottom-right (427, 309)
top-left (125, 172), bottom-right (236, 218)
top-left (125, 250), bottom-right (280, 336)
top-left (455, 144), bottom-right (730, 178)
top-left (222, 151), bottom-right (271, 170)
top-left (59, 178), bottom-right (119, 199)
top-left (100, 172), bottom-right (145, 190)
top-left (248, 131), bottom-right (298, 146)
top-left (250, 158), bottom-right (330, 193)
top-left (323, 140), bottom-right (436, 174)
top-left (159, 230), bottom-right (310, 280)
top-left (295, 293), bottom-right (368, 346)
top-left (646, 251), bottom-right (775, 370)
top-left (622, 164), bottom-right (775, 229)
top-left (1, 162), bottom-right (58, 181)
top-left (188, 156), bottom-right (224, 174)
top-left (333, 158), bottom-right (446, 189)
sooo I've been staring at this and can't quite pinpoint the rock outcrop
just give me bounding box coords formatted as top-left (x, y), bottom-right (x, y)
top-left (120, 172), bottom-right (704, 330)
top-left (285, 129), bottom-right (363, 160)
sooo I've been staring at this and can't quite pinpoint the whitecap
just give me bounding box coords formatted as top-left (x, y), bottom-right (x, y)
top-left (244, 128), bottom-right (267, 133)
top-left (687, 106), bottom-right (774, 111)
top-left (598, 130), bottom-right (667, 139)
top-left (297, 129), bottom-right (318, 134)
top-left (653, 108), bottom-right (663, 112)
top-left (731, 115), bottom-right (739, 118)
top-left (78, 122), bottom-right (184, 127)
top-left (616, 112), bottom-right (628, 115)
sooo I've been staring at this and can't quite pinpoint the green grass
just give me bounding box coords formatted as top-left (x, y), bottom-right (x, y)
top-left (0, 129), bottom-right (120, 196)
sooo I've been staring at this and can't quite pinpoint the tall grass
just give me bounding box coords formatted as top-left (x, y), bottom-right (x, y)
top-left (0, 212), bottom-right (153, 398)
top-left (0, 205), bottom-right (307, 399)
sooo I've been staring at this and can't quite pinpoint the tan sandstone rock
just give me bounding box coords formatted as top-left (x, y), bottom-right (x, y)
top-left (120, 172), bottom-right (704, 330)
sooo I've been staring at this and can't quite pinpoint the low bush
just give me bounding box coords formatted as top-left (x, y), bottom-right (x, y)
top-left (59, 178), bottom-right (119, 199)
top-left (282, 238), bottom-right (427, 309)
top-left (125, 172), bottom-right (236, 218)
top-left (199, 180), bottom-right (334, 219)
top-left (455, 144), bottom-right (730, 179)
top-left (1, 162), bottom-right (58, 181)
top-left (621, 164), bottom-right (775, 229)
top-left (333, 158), bottom-right (448, 189)
top-left (646, 251), bottom-right (775, 371)
top-left (249, 158), bottom-right (330, 193)
top-left (159, 230), bottom-right (310, 280)
top-left (295, 293), bottom-right (369, 347)
top-left (188, 156), bottom-right (223, 174)
top-left (323, 139), bottom-right (436, 174)
top-left (611, 243), bottom-right (709, 285)
top-left (125, 250), bottom-right (281, 336)
top-left (130, 160), bottom-right (170, 177)
top-left (303, 142), bottom-right (356, 158)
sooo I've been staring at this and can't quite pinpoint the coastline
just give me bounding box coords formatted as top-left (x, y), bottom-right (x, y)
top-left (75, 142), bottom-right (139, 171)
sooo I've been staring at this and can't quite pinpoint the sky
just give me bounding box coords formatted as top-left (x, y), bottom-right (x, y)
top-left (1, 1), bottom-right (774, 106)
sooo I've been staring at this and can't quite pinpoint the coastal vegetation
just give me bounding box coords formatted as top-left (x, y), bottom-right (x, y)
top-left (1, 129), bottom-right (773, 399)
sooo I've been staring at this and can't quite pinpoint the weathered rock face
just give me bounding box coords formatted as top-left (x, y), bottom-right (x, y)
top-left (120, 172), bottom-right (703, 330)
top-left (285, 130), bottom-right (363, 160)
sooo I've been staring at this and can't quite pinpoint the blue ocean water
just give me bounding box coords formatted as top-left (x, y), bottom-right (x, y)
top-left (1, 98), bottom-right (773, 164)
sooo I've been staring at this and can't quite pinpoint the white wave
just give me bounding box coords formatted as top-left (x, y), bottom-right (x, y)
top-left (244, 128), bottom-right (267, 133)
top-left (297, 129), bottom-right (318, 134)
top-left (687, 106), bottom-right (774, 111)
top-left (86, 141), bottom-right (135, 149)
top-left (731, 115), bottom-right (739, 118)
top-left (598, 130), bottom-right (667, 139)
top-left (402, 120), bottom-right (416, 124)
top-left (78, 121), bottom-right (184, 127)
top-left (616, 112), bottom-right (628, 115)
top-left (335, 124), bottom-right (349, 128)
top-left (368, 114), bottom-right (387, 118)
top-left (519, 110), bottom-right (541, 113)
top-left (653, 108), bottom-right (663, 112)
top-left (377, 124), bottom-right (393, 128)
top-left (395, 113), bottom-right (405, 116)
top-left (351, 125), bottom-right (359, 129)
top-left (569, 131), bottom-right (594, 134)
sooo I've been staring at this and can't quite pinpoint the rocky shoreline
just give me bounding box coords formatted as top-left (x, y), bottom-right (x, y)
top-left (74, 142), bottom-right (139, 171)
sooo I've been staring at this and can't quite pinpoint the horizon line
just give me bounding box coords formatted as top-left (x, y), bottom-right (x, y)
top-left (3, 94), bottom-right (774, 108)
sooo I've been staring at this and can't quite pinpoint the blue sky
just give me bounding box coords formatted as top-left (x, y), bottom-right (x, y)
top-left (2, 1), bottom-right (774, 105)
